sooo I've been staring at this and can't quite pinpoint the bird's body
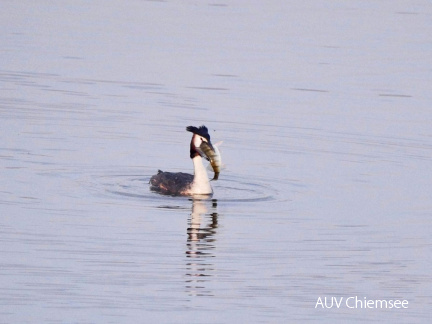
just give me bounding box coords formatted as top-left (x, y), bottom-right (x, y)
top-left (149, 171), bottom-right (194, 196)
top-left (149, 125), bottom-right (216, 196)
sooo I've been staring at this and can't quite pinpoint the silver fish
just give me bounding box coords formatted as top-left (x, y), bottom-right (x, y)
top-left (200, 141), bottom-right (222, 180)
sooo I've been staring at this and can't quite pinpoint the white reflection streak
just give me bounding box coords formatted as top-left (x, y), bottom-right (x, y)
top-left (185, 198), bottom-right (218, 297)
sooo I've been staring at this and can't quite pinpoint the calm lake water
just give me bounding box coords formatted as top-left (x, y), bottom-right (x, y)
top-left (1, 1), bottom-right (431, 323)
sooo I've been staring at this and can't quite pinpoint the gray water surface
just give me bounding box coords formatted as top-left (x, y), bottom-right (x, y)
top-left (1, 1), bottom-right (432, 323)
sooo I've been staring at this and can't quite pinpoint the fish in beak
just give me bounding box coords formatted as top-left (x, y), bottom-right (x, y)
top-left (200, 141), bottom-right (221, 180)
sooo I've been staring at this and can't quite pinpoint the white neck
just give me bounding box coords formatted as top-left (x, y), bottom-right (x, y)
top-left (190, 156), bottom-right (212, 195)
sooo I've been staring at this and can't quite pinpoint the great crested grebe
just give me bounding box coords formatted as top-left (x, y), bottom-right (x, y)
top-left (149, 125), bottom-right (218, 196)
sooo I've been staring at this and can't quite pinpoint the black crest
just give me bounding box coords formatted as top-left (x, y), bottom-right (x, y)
top-left (186, 125), bottom-right (211, 142)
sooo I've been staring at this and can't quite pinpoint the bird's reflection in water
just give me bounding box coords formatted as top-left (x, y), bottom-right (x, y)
top-left (185, 197), bottom-right (219, 297)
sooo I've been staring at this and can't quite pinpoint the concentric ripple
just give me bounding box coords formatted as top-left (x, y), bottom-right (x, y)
top-left (95, 171), bottom-right (278, 205)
